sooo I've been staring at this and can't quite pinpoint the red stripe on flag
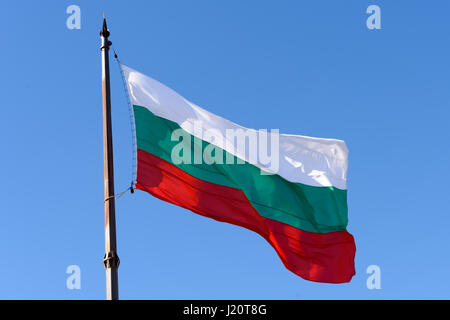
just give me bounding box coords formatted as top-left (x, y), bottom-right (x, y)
top-left (136, 149), bottom-right (356, 283)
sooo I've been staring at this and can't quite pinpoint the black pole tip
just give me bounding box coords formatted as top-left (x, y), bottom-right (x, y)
top-left (100, 17), bottom-right (110, 38)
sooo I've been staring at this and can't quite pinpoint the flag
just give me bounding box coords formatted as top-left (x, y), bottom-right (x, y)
top-left (122, 65), bottom-right (356, 283)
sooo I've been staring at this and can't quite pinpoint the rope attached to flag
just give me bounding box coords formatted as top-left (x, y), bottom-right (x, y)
top-left (104, 185), bottom-right (133, 203)
top-left (112, 47), bottom-right (138, 193)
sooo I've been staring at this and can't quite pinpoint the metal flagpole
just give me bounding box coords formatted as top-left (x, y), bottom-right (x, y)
top-left (100, 16), bottom-right (120, 300)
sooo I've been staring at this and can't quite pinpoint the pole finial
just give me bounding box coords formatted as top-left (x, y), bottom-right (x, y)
top-left (100, 16), bottom-right (110, 38)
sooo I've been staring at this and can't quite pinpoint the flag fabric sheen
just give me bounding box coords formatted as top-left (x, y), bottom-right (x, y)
top-left (122, 64), bottom-right (356, 283)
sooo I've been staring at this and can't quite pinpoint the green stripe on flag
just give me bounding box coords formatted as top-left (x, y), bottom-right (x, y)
top-left (134, 105), bottom-right (348, 234)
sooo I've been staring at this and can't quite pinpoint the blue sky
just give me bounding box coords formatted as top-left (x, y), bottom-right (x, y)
top-left (0, 0), bottom-right (449, 299)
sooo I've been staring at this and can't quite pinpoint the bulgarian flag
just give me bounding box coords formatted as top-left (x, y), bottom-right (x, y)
top-left (122, 65), bottom-right (356, 283)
